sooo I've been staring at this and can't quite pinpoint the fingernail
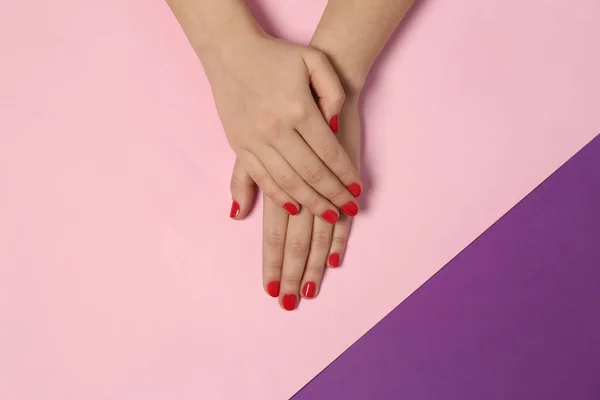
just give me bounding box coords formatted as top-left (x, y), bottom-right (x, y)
top-left (341, 201), bottom-right (359, 216)
top-left (230, 201), bottom-right (240, 218)
top-left (283, 202), bottom-right (298, 216)
top-left (347, 183), bottom-right (362, 197)
top-left (330, 115), bottom-right (339, 134)
top-left (267, 281), bottom-right (280, 298)
top-left (328, 253), bottom-right (340, 268)
top-left (302, 282), bottom-right (317, 298)
top-left (282, 294), bottom-right (297, 311)
top-left (321, 210), bottom-right (339, 224)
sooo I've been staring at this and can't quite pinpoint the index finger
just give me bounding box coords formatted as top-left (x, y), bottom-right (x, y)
top-left (295, 100), bottom-right (362, 197)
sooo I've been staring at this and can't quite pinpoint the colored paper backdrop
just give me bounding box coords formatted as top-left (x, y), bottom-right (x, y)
top-left (295, 135), bottom-right (600, 399)
top-left (1, 0), bottom-right (599, 399)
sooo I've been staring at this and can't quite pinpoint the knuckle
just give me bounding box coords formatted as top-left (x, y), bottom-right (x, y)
top-left (311, 230), bottom-right (331, 250)
top-left (263, 187), bottom-right (278, 200)
top-left (288, 100), bottom-right (310, 123)
top-left (305, 263), bottom-right (324, 278)
top-left (337, 165), bottom-right (354, 183)
top-left (333, 88), bottom-right (346, 107)
top-left (331, 235), bottom-right (347, 248)
top-left (229, 173), bottom-right (246, 190)
top-left (246, 167), bottom-right (262, 182)
top-left (281, 275), bottom-right (302, 287)
top-left (305, 197), bottom-right (322, 213)
top-left (265, 231), bottom-right (285, 250)
top-left (327, 185), bottom-right (348, 204)
top-left (229, 174), bottom-right (242, 190)
top-left (269, 128), bottom-right (284, 142)
top-left (287, 237), bottom-right (309, 260)
top-left (256, 113), bottom-right (284, 141)
top-left (303, 165), bottom-right (325, 185)
top-left (320, 146), bottom-right (341, 165)
top-left (252, 173), bottom-right (271, 190)
top-left (263, 259), bottom-right (282, 274)
top-left (277, 173), bottom-right (297, 191)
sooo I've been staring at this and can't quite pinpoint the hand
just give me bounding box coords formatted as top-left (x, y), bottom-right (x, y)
top-left (230, 96), bottom-right (361, 310)
top-left (203, 33), bottom-right (362, 223)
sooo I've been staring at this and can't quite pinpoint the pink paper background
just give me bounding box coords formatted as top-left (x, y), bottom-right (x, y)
top-left (1, 0), bottom-right (599, 399)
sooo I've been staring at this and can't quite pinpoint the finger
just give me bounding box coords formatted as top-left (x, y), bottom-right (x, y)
top-left (273, 130), bottom-right (360, 217)
top-left (303, 49), bottom-right (345, 134)
top-left (301, 216), bottom-right (333, 299)
top-left (262, 193), bottom-right (289, 298)
top-left (255, 145), bottom-right (341, 224)
top-left (239, 151), bottom-right (300, 216)
top-left (279, 206), bottom-right (314, 311)
top-left (229, 158), bottom-right (257, 220)
top-left (294, 99), bottom-right (363, 199)
top-left (327, 214), bottom-right (352, 268)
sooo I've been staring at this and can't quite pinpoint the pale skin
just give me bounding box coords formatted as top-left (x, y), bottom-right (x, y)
top-left (167, 0), bottom-right (415, 310)
top-left (167, 0), bottom-right (362, 223)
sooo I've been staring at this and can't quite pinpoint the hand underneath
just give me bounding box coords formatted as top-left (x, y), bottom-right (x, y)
top-left (203, 34), bottom-right (361, 223)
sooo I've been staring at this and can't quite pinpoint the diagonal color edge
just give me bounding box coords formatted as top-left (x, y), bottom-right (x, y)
top-left (294, 133), bottom-right (600, 400)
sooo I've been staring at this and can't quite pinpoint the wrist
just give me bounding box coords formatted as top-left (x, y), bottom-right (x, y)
top-left (194, 17), bottom-right (266, 65)
top-left (309, 39), bottom-right (368, 97)
top-left (169, 0), bottom-right (266, 66)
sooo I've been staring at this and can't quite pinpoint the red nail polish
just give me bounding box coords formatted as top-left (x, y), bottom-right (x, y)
top-left (341, 201), bottom-right (359, 216)
top-left (321, 210), bottom-right (339, 224)
top-left (347, 183), bottom-right (362, 198)
top-left (302, 282), bottom-right (317, 298)
top-left (330, 115), bottom-right (339, 134)
top-left (283, 202), bottom-right (298, 216)
top-left (328, 253), bottom-right (340, 268)
top-left (267, 281), bottom-right (280, 298)
top-left (230, 201), bottom-right (240, 218)
top-left (282, 294), bottom-right (297, 310)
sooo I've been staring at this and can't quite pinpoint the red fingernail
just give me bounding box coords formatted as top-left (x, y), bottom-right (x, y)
top-left (341, 201), bottom-right (359, 216)
top-left (283, 202), bottom-right (298, 216)
top-left (267, 281), bottom-right (280, 298)
top-left (328, 253), bottom-right (340, 268)
top-left (330, 115), bottom-right (339, 134)
top-left (282, 294), bottom-right (297, 311)
top-left (230, 201), bottom-right (240, 218)
top-left (321, 210), bottom-right (339, 224)
top-left (302, 282), bottom-right (317, 298)
top-left (347, 183), bottom-right (362, 197)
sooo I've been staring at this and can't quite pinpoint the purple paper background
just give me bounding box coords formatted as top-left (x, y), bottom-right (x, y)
top-left (294, 135), bottom-right (600, 400)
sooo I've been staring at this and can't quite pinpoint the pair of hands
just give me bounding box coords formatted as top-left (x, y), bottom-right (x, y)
top-left (203, 33), bottom-right (362, 310)
top-left (230, 98), bottom-right (360, 311)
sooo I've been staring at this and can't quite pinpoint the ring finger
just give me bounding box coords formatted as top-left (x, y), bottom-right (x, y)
top-left (255, 144), bottom-right (341, 224)
top-left (300, 216), bottom-right (333, 299)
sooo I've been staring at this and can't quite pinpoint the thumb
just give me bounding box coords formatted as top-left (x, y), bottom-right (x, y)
top-left (303, 48), bottom-right (346, 134)
top-left (229, 158), bottom-right (256, 220)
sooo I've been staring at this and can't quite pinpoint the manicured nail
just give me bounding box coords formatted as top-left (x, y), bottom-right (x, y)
top-left (282, 294), bottom-right (297, 311)
top-left (230, 201), bottom-right (240, 218)
top-left (302, 282), bottom-right (317, 298)
top-left (341, 201), bottom-right (359, 216)
top-left (321, 210), bottom-right (339, 224)
top-left (330, 115), bottom-right (339, 134)
top-left (347, 183), bottom-right (362, 197)
top-left (267, 281), bottom-right (280, 298)
top-left (283, 202), bottom-right (298, 216)
top-left (328, 253), bottom-right (340, 268)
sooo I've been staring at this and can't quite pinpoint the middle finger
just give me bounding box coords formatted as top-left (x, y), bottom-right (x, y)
top-left (274, 131), bottom-right (359, 217)
top-left (300, 216), bottom-right (333, 299)
top-left (279, 206), bottom-right (314, 311)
